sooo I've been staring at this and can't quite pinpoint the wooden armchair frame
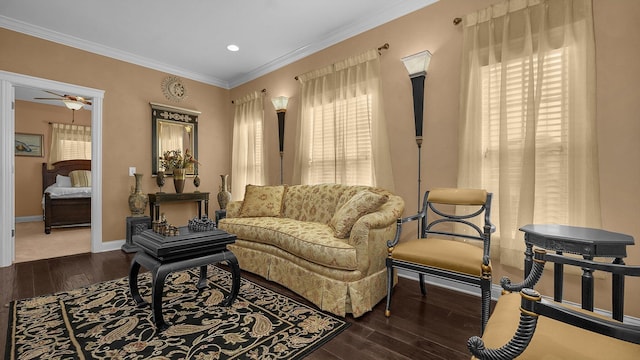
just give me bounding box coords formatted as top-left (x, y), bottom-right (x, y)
top-left (385, 188), bottom-right (494, 332)
top-left (468, 248), bottom-right (640, 359)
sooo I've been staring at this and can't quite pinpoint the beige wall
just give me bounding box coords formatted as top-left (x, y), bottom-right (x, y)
top-left (230, 0), bottom-right (640, 315)
top-left (14, 100), bottom-right (91, 217)
top-left (2, 0), bottom-right (639, 315)
top-left (1, 28), bottom-right (233, 241)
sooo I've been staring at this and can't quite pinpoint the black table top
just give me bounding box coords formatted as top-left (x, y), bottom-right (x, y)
top-left (520, 224), bottom-right (634, 257)
top-left (133, 226), bottom-right (236, 261)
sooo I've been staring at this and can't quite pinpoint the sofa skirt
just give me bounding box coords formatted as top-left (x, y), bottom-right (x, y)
top-left (227, 242), bottom-right (390, 317)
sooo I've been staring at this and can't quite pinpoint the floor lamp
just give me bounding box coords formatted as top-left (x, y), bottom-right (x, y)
top-left (271, 96), bottom-right (289, 185)
top-left (401, 50), bottom-right (432, 236)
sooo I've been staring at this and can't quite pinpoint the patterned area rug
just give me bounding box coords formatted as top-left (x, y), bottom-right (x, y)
top-left (6, 266), bottom-right (349, 359)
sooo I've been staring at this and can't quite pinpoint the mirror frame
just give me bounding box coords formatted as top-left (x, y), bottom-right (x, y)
top-left (151, 102), bottom-right (200, 176)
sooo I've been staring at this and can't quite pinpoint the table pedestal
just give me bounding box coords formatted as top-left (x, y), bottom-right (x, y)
top-left (129, 227), bottom-right (239, 330)
top-left (129, 250), bottom-right (240, 330)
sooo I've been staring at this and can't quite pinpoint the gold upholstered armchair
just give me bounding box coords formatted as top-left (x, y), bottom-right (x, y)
top-left (468, 248), bottom-right (640, 359)
top-left (385, 188), bottom-right (494, 333)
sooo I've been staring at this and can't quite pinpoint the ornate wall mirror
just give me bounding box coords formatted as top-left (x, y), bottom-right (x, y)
top-left (151, 102), bottom-right (200, 176)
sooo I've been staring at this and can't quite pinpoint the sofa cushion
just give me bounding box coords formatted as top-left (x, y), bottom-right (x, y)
top-left (281, 185), bottom-right (312, 220)
top-left (329, 190), bottom-right (389, 238)
top-left (300, 184), bottom-right (346, 224)
top-left (391, 237), bottom-right (485, 276)
top-left (239, 185), bottom-right (286, 217)
top-left (219, 217), bottom-right (358, 271)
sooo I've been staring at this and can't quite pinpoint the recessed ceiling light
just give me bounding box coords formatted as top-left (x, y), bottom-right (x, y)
top-left (227, 44), bottom-right (239, 52)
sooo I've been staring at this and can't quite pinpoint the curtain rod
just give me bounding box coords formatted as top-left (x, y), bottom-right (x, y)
top-left (294, 42), bottom-right (389, 81)
top-left (231, 88), bottom-right (266, 104)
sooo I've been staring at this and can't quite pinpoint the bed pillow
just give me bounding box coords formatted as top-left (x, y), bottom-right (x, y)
top-left (239, 185), bottom-right (286, 218)
top-left (329, 190), bottom-right (388, 238)
top-left (69, 170), bottom-right (91, 187)
top-left (55, 175), bottom-right (72, 187)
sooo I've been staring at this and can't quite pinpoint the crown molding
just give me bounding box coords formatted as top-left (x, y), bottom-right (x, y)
top-left (0, 15), bottom-right (230, 88)
top-left (1, 0), bottom-right (437, 90)
top-left (229, 0), bottom-right (438, 88)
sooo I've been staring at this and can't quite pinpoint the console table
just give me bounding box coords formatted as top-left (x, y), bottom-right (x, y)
top-left (148, 192), bottom-right (209, 221)
top-left (520, 224), bottom-right (635, 321)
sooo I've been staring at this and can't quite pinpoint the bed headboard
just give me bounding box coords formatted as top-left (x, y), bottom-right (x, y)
top-left (42, 160), bottom-right (92, 192)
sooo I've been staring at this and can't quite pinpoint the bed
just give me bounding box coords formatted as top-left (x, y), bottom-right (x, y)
top-left (42, 160), bottom-right (92, 234)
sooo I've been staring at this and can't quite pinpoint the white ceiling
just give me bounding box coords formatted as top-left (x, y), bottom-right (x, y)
top-left (1, 0), bottom-right (438, 90)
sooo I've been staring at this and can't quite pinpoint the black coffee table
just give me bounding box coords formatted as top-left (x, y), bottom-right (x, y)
top-left (129, 226), bottom-right (239, 330)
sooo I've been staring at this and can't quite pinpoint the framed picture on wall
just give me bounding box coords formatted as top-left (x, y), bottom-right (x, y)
top-left (15, 133), bottom-right (44, 157)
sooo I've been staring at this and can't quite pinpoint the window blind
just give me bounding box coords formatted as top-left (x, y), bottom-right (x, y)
top-left (480, 48), bottom-right (568, 225)
top-left (307, 94), bottom-right (373, 185)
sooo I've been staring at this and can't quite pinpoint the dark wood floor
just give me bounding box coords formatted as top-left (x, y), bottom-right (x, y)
top-left (1, 251), bottom-right (487, 359)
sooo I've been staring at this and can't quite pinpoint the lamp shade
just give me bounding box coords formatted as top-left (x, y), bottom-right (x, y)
top-left (63, 99), bottom-right (84, 110)
top-left (271, 96), bottom-right (289, 112)
top-left (401, 50), bottom-right (432, 77)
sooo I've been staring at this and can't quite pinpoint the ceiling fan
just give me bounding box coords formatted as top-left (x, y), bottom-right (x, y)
top-left (34, 90), bottom-right (92, 123)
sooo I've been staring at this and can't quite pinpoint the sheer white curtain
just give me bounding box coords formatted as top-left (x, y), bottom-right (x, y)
top-left (48, 123), bottom-right (91, 163)
top-left (458, 0), bottom-right (600, 268)
top-left (231, 91), bottom-right (265, 200)
top-left (293, 49), bottom-right (394, 190)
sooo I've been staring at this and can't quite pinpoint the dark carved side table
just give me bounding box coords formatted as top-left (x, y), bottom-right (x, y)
top-left (129, 226), bottom-right (239, 330)
top-left (215, 209), bottom-right (227, 227)
top-left (520, 224), bottom-right (634, 321)
top-left (122, 216), bottom-right (151, 253)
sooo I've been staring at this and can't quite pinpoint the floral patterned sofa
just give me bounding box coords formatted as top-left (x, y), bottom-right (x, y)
top-left (218, 183), bottom-right (404, 318)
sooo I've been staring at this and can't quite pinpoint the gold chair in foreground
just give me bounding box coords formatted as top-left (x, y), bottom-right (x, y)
top-left (385, 188), bottom-right (494, 333)
top-left (469, 248), bottom-right (640, 359)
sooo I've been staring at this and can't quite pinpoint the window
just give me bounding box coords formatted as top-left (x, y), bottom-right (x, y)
top-left (306, 94), bottom-right (373, 185)
top-left (480, 49), bottom-right (568, 225)
top-left (295, 48), bottom-right (394, 189)
top-left (48, 123), bottom-right (91, 163)
top-left (458, 0), bottom-right (600, 268)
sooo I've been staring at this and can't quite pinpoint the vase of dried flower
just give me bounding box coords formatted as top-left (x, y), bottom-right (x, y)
top-left (128, 173), bottom-right (148, 216)
top-left (173, 168), bottom-right (186, 193)
top-left (217, 174), bottom-right (232, 209)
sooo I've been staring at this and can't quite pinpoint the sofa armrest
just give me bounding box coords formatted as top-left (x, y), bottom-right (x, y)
top-left (225, 201), bottom-right (243, 218)
top-left (349, 195), bottom-right (405, 274)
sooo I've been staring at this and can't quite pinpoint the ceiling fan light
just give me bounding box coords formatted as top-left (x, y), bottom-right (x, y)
top-left (63, 99), bottom-right (84, 110)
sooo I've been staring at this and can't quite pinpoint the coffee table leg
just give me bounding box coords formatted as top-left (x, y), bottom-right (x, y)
top-left (152, 265), bottom-right (171, 330)
top-left (129, 257), bottom-right (146, 306)
top-left (221, 255), bottom-right (241, 307)
top-left (197, 265), bottom-right (208, 289)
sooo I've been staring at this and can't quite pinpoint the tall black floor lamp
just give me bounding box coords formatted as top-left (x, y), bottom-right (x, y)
top-left (271, 96), bottom-right (289, 185)
top-left (401, 50), bottom-right (432, 237)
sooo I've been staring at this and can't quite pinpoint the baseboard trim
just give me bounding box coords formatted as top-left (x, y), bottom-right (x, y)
top-left (396, 269), bottom-right (504, 300)
top-left (396, 269), bottom-right (640, 326)
top-left (15, 215), bottom-right (43, 223)
top-left (96, 239), bottom-right (126, 253)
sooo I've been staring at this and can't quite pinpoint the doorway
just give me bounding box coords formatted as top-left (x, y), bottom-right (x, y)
top-left (14, 86), bottom-right (93, 262)
top-left (0, 71), bottom-right (104, 267)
